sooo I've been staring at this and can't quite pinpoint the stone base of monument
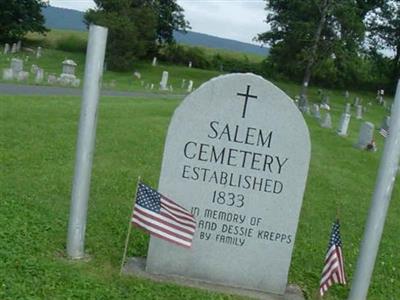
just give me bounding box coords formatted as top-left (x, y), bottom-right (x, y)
top-left (122, 257), bottom-right (304, 300)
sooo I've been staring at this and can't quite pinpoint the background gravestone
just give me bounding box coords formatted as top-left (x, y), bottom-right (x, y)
top-left (146, 73), bottom-right (311, 295)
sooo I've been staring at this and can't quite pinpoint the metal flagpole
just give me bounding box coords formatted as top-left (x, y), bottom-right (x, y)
top-left (348, 79), bottom-right (400, 300)
top-left (120, 177), bottom-right (141, 275)
top-left (66, 24), bottom-right (108, 259)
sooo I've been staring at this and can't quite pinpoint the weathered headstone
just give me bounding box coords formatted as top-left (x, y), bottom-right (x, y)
top-left (11, 43), bottom-right (17, 54)
top-left (355, 105), bottom-right (363, 120)
top-left (34, 68), bottom-right (44, 84)
top-left (134, 71), bottom-right (141, 79)
top-left (3, 43), bottom-right (10, 55)
top-left (298, 95), bottom-right (309, 114)
top-left (345, 103), bottom-right (351, 114)
top-left (353, 97), bottom-right (360, 106)
top-left (345, 90), bottom-right (350, 100)
top-left (2, 68), bottom-right (13, 81)
top-left (188, 61), bottom-right (192, 68)
top-left (36, 46), bottom-right (42, 58)
top-left (181, 79), bottom-right (186, 89)
top-left (145, 74), bottom-right (311, 296)
top-left (380, 116), bottom-right (390, 131)
top-left (187, 80), bottom-right (193, 93)
top-left (150, 83), bottom-right (154, 90)
top-left (10, 58), bottom-right (23, 78)
top-left (311, 104), bottom-right (321, 119)
top-left (152, 57), bottom-right (157, 67)
top-left (355, 122), bottom-right (375, 150)
top-left (337, 113), bottom-right (351, 136)
top-left (320, 112), bottom-right (332, 129)
top-left (72, 78), bottom-right (81, 88)
top-left (159, 71), bottom-right (169, 90)
top-left (60, 59), bottom-right (78, 86)
top-left (16, 40), bottom-right (21, 52)
top-left (16, 71), bottom-right (29, 82)
top-left (47, 74), bottom-right (57, 85)
top-left (169, 85), bottom-right (173, 92)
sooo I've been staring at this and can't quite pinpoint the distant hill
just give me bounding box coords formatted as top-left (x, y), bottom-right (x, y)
top-left (43, 6), bottom-right (269, 57)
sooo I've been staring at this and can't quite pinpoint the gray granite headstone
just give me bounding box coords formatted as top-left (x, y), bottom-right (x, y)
top-left (345, 103), bottom-right (351, 114)
top-left (34, 68), bottom-right (44, 84)
top-left (160, 71), bottom-right (169, 90)
top-left (16, 40), bottom-right (21, 52)
top-left (356, 122), bottom-right (375, 150)
top-left (16, 71), bottom-right (29, 81)
top-left (337, 113), bottom-right (351, 136)
top-left (187, 80), bottom-right (193, 93)
top-left (355, 105), bottom-right (363, 120)
top-left (11, 43), bottom-right (17, 54)
top-left (320, 113), bottom-right (332, 129)
top-left (311, 104), bottom-right (321, 119)
top-left (3, 43), bottom-right (10, 55)
top-left (2, 68), bottom-right (13, 81)
top-left (11, 58), bottom-right (23, 75)
top-left (146, 73), bottom-right (311, 296)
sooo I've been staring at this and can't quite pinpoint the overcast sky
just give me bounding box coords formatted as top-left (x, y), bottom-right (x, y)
top-left (48, 0), bottom-right (268, 45)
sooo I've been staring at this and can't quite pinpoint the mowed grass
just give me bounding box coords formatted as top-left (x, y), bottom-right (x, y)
top-left (1, 90), bottom-right (399, 299)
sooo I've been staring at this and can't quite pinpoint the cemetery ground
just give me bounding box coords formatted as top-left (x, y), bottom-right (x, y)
top-left (1, 84), bottom-right (399, 299)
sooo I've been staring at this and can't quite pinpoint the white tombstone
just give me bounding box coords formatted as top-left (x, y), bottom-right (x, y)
top-left (47, 74), bottom-right (57, 85)
top-left (356, 122), bottom-right (375, 150)
top-left (34, 68), bottom-right (44, 84)
top-left (16, 71), bottom-right (29, 81)
top-left (159, 71), bottom-right (169, 90)
top-left (311, 104), bottom-right (321, 119)
top-left (345, 103), bottom-right (351, 114)
top-left (356, 105), bottom-right (363, 120)
top-left (145, 73), bottom-right (311, 296)
top-left (60, 59), bottom-right (78, 86)
top-left (150, 83), bottom-right (154, 90)
top-left (152, 57), bottom-right (157, 67)
top-left (11, 43), bottom-right (17, 54)
top-left (181, 79), bottom-right (186, 89)
top-left (2, 68), bottom-right (13, 81)
top-left (62, 59), bottom-right (77, 75)
top-left (16, 40), bottom-right (21, 52)
top-left (187, 80), bottom-right (193, 93)
top-left (72, 78), bottom-right (81, 88)
top-left (3, 43), bottom-right (10, 55)
top-left (188, 61), bottom-right (192, 68)
top-left (134, 71), bottom-right (141, 79)
top-left (337, 113), bottom-right (351, 136)
top-left (10, 58), bottom-right (23, 78)
top-left (320, 113), bottom-right (332, 129)
top-left (36, 46), bottom-right (42, 59)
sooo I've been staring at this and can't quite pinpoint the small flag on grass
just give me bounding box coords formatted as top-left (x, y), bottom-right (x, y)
top-left (379, 127), bottom-right (389, 138)
top-left (319, 220), bottom-right (346, 297)
top-left (131, 183), bottom-right (196, 248)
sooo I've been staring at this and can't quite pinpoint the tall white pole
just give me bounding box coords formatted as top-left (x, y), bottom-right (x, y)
top-left (67, 25), bottom-right (108, 259)
top-left (348, 79), bottom-right (400, 300)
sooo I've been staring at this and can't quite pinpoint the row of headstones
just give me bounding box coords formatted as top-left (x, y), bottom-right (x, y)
top-left (308, 102), bottom-right (391, 151)
top-left (151, 57), bottom-right (192, 68)
top-left (3, 42), bottom-right (42, 58)
top-left (132, 70), bottom-right (194, 93)
top-left (2, 57), bottom-right (80, 87)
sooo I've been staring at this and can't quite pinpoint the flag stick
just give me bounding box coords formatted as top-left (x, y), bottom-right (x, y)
top-left (348, 79), bottom-right (400, 300)
top-left (119, 176), bottom-right (141, 275)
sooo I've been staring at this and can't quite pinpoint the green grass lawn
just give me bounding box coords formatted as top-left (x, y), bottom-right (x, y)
top-left (1, 89), bottom-right (398, 299)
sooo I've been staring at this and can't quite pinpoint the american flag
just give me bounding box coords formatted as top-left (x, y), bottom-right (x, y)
top-left (131, 183), bottom-right (196, 248)
top-left (379, 127), bottom-right (389, 138)
top-left (319, 220), bottom-right (346, 296)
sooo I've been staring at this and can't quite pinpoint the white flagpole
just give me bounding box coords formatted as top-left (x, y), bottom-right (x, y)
top-left (119, 176), bottom-right (141, 275)
top-left (348, 79), bottom-right (400, 300)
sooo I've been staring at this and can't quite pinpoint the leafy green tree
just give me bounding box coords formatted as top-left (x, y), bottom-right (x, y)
top-left (156, 0), bottom-right (190, 44)
top-left (0, 0), bottom-right (48, 42)
top-left (85, 0), bottom-right (189, 71)
top-left (85, 0), bottom-right (158, 71)
top-left (257, 0), bottom-right (382, 94)
top-left (367, 1), bottom-right (400, 78)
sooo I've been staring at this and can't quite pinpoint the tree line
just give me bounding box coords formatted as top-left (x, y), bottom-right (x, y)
top-left (1, 0), bottom-right (398, 92)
